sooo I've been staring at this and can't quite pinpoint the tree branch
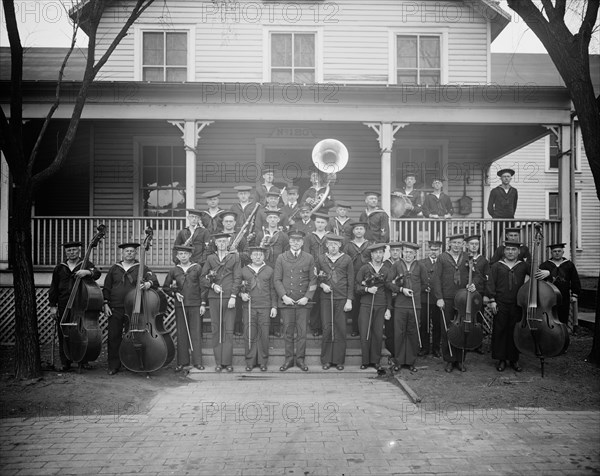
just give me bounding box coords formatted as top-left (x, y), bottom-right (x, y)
top-left (580, 1), bottom-right (600, 44)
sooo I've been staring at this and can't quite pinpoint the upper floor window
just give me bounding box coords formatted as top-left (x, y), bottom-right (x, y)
top-left (396, 34), bottom-right (441, 85)
top-left (142, 31), bottom-right (188, 82)
top-left (548, 132), bottom-right (560, 169)
top-left (270, 32), bottom-right (315, 83)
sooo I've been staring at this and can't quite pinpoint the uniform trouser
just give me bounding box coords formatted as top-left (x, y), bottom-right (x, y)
top-left (440, 299), bottom-right (464, 363)
top-left (280, 306), bottom-right (309, 365)
top-left (107, 307), bottom-right (129, 371)
top-left (320, 297), bottom-right (347, 365)
top-left (491, 302), bottom-right (520, 362)
top-left (557, 302), bottom-right (570, 325)
top-left (357, 300), bottom-right (386, 366)
top-left (234, 297), bottom-right (243, 334)
top-left (55, 308), bottom-right (71, 367)
top-left (393, 306), bottom-right (420, 366)
top-left (420, 297), bottom-right (442, 352)
top-left (349, 297), bottom-right (360, 334)
top-left (310, 288), bottom-right (323, 333)
top-left (243, 305), bottom-right (270, 367)
top-left (174, 305), bottom-right (202, 366)
top-left (209, 296), bottom-right (235, 366)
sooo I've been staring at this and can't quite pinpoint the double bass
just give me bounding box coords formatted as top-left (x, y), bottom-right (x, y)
top-left (514, 224), bottom-right (569, 377)
top-left (447, 254), bottom-right (484, 353)
top-left (60, 224), bottom-right (106, 365)
top-left (119, 227), bottom-right (175, 373)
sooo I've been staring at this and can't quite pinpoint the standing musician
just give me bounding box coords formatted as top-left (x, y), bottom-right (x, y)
top-left (431, 234), bottom-right (475, 373)
top-left (281, 186), bottom-right (300, 229)
top-left (487, 241), bottom-right (530, 372)
top-left (464, 234), bottom-right (491, 355)
top-left (230, 185), bottom-right (256, 232)
top-left (317, 234), bottom-right (354, 371)
top-left (392, 173), bottom-right (423, 217)
top-left (254, 209), bottom-right (289, 337)
top-left (383, 241), bottom-right (403, 358)
top-left (343, 222), bottom-right (372, 338)
top-left (418, 240), bottom-right (443, 357)
top-left (301, 170), bottom-right (335, 212)
top-left (49, 241), bottom-right (101, 372)
top-left (200, 232), bottom-right (242, 373)
top-left (274, 230), bottom-right (318, 372)
top-left (239, 246), bottom-right (278, 372)
top-left (254, 167), bottom-right (278, 207)
top-left (200, 190), bottom-right (226, 234)
top-left (290, 204), bottom-right (316, 235)
top-left (422, 178), bottom-right (453, 219)
top-left (359, 191), bottom-right (390, 243)
top-left (163, 245), bottom-right (204, 372)
top-left (490, 227), bottom-right (531, 265)
top-left (102, 242), bottom-right (158, 375)
top-left (487, 168), bottom-right (518, 219)
top-left (254, 189), bottom-right (289, 233)
top-left (536, 243), bottom-right (581, 325)
top-left (386, 242), bottom-right (427, 372)
top-left (304, 212), bottom-right (331, 337)
top-left (173, 209), bottom-right (210, 266)
top-left (356, 243), bottom-right (392, 370)
top-left (328, 201), bottom-right (353, 244)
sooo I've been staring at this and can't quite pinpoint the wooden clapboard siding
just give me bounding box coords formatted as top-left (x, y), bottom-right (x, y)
top-left (575, 128), bottom-right (600, 277)
top-left (95, 0), bottom-right (491, 84)
top-left (92, 120), bottom-right (181, 216)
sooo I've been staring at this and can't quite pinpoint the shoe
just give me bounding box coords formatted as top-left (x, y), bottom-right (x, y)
top-left (58, 365), bottom-right (71, 372)
top-left (374, 364), bottom-right (383, 371)
top-left (456, 362), bottom-right (466, 372)
top-left (418, 349), bottom-right (429, 357)
top-left (336, 365), bottom-right (344, 371)
top-left (474, 347), bottom-right (485, 355)
top-left (194, 364), bottom-right (205, 371)
top-left (313, 330), bottom-right (322, 337)
top-left (245, 366), bottom-right (252, 372)
top-left (409, 366), bottom-right (418, 373)
top-left (107, 368), bottom-right (119, 375)
top-left (226, 366), bottom-right (234, 373)
top-left (350, 332), bottom-right (359, 337)
top-left (280, 362), bottom-right (292, 372)
top-left (174, 365), bottom-right (185, 372)
top-left (274, 331), bottom-right (282, 338)
top-left (496, 360), bottom-right (506, 372)
top-left (392, 365), bottom-right (400, 372)
top-left (360, 364), bottom-right (368, 370)
top-left (260, 365), bottom-right (267, 372)
top-left (510, 361), bottom-right (523, 372)
top-left (80, 363), bottom-right (93, 370)
top-left (432, 351), bottom-right (441, 358)
top-left (445, 362), bottom-right (454, 373)
top-left (297, 361), bottom-right (308, 371)
top-left (234, 331), bottom-right (242, 337)
top-left (215, 365), bottom-right (223, 372)
top-left (322, 364), bottom-right (331, 370)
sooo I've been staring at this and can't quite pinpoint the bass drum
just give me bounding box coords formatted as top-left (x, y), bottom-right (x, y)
top-left (391, 195), bottom-right (414, 219)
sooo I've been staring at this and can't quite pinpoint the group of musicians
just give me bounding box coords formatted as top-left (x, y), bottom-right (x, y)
top-left (49, 169), bottom-right (580, 375)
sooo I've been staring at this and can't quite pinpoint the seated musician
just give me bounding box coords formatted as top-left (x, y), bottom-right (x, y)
top-left (49, 241), bottom-right (101, 372)
top-left (163, 245), bottom-right (204, 372)
top-left (102, 242), bottom-right (159, 376)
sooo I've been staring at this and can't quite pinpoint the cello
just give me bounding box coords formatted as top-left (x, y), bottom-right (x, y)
top-left (60, 224), bottom-right (106, 365)
top-left (447, 253), bottom-right (484, 357)
top-left (119, 227), bottom-right (175, 374)
top-left (514, 224), bottom-right (569, 377)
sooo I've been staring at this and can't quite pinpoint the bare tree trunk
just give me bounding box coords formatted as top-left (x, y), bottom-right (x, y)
top-left (10, 183), bottom-right (41, 379)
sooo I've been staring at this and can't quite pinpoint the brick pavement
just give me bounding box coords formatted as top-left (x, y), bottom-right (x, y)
top-left (1, 373), bottom-right (599, 475)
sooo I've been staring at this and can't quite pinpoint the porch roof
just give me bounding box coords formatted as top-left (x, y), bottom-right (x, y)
top-left (2, 81), bottom-right (572, 125)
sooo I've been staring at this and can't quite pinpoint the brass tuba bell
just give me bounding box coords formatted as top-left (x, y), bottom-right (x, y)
top-left (312, 139), bottom-right (349, 176)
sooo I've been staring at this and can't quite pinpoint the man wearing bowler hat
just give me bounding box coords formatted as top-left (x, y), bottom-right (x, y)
top-left (49, 241), bottom-right (102, 372)
top-left (488, 168), bottom-right (518, 219)
top-left (274, 230), bottom-right (317, 371)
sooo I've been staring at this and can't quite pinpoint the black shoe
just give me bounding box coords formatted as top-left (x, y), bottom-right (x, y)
top-left (456, 362), bottom-right (466, 372)
top-left (336, 365), bottom-right (344, 371)
top-left (234, 331), bottom-right (243, 337)
top-left (260, 365), bottom-right (267, 372)
top-left (418, 349), bottom-right (429, 357)
top-left (445, 362), bottom-right (454, 373)
top-left (313, 330), bottom-right (322, 337)
top-left (474, 347), bottom-right (485, 355)
top-left (280, 362), bottom-right (293, 372)
top-left (58, 364), bottom-right (71, 372)
top-left (80, 363), bottom-right (94, 370)
top-left (297, 361), bottom-right (308, 371)
top-left (496, 360), bottom-right (506, 372)
top-left (360, 364), bottom-right (368, 370)
top-left (322, 363), bottom-right (331, 370)
top-left (174, 365), bottom-right (185, 372)
top-left (350, 332), bottom-right (359, 337)
top-left (510, 361), bottom-right (523, 372)
top-left (194, 364), bottom-right (205, 371)
top-left (107, 368), bottom-right (119, 376)
top-left (432, 350), bottom-right (441, 358)
top-left (226, 366), bottom-right (234, 373)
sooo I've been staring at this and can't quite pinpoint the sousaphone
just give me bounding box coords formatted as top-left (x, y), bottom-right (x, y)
top-left (309, 139), bottom-right (349, 216)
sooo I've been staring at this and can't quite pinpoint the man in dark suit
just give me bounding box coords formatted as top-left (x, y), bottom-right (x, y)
top-left (274, 230), bottom-right (317, 371)
top-left (418, 240), bottom-right (443, 357)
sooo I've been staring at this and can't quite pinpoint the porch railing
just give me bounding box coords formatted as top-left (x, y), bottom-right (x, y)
top-left (31, 216), bottom-right (561, 268)
top-left (390, 218), bottom-right (561, 262)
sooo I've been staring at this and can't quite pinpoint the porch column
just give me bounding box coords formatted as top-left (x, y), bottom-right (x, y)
top-left (558, 124), bottom-right (573, 258)
top-left (168, 120), bottom-right (213, 209)
top-left (0, 153), bottom-right (8, 270)
top-left (364, 122), bottom-right (408, 213)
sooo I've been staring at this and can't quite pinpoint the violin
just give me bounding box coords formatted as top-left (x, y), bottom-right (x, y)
top-left (60, 224), bottom-right (106, 364)
top-left (119, 227), bottom-right (175, 373)
top-left (514, 224), bottom-right (569, 377)
top-left (447, 254), bottom-right (484, 350)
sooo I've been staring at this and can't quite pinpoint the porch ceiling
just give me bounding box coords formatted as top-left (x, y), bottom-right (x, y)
top-left (2, 81), bottom-right (573, 125)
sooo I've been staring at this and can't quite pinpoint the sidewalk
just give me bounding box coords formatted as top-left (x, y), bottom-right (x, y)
top-left (1, 373), bottom-right (599, 475)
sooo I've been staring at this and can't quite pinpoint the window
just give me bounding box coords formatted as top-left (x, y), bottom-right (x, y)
top-left (396, 35), bottom-right (441, 85)
top-left (548, 132), bottom-right (560, 169)
top-left (395, 146), bottom-right (443, 190)
top-left (548, 192), bottom-right (560, 220)
top-left (141, 145), bottom-right (186, 217)
top-left (270, 33), bottom-right (315, 83)
top-left (142, 31), bottom-right (188, 82)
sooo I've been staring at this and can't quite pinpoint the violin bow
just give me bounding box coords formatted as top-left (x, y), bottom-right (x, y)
top-left (410, 293), bottom-right (422, 348)
top-left (440, 308), bottom-right (453, 358)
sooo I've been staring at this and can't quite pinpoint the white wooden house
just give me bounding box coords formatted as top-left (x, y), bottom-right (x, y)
top-left (0, 0), bottom-right (583, 286)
